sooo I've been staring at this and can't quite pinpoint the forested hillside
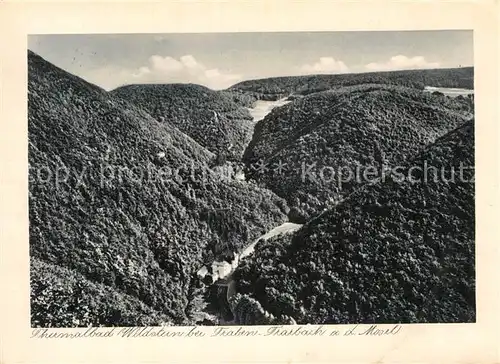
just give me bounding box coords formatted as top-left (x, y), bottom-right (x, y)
top-left (243, 84), bottom-right (473, 221)
top-left (111, 84), bottom-right (254, 161)
top-left (28, 50), bottom-right (288, 327)
top-left (234, 120), bottom-right (475, 324)
top-left (229, 67), bottom-right (474, 99)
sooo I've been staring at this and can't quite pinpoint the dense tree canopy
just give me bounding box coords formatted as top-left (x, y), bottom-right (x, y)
top-left (111, 84), bottom-right (254, 161)
top-left (28, 48), bottom-right (475, 327)
top-left (243, 84), bottom-right (473, 220)
top-left (234, 120), bottom-right (475, 324)
top-left (28, 50), bottom-right (288, 327)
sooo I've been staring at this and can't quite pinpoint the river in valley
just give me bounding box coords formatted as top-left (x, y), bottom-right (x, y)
top-left (247, 98), bottom-right (291, 122)
top-left (424, 86), bottom-right (474, 97)
top-left (198, 97), bottom-right (300, 324)
top-left (198, 97), bottom-right (300, 285)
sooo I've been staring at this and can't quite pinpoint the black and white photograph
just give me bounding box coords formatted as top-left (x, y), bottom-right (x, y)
top-left (27, 30), bottom-right (475, 328)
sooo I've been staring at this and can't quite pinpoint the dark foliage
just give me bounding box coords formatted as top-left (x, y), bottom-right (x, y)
top-left (111, 84), bottom-right (254, 161)
top-left (28, 50), bottom-right (288, 327)
top-left (234, 120), bottom-right (475, 324)
top-left (229, 293), bottom-right (296, 325)
top-left (243, 84), bottom-right (473, 220)
top-left (31, 258), bottom-right (172, 327)
top-left (218, 90), bottom-right (259, 108)
top-left (229, 67), bottom-right (474, 97)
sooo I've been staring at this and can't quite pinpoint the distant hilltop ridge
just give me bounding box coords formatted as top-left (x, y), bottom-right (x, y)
top-left (228, 67), bottom-right (473, 100)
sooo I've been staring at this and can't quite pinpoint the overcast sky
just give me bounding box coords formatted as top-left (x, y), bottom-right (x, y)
top-left (28, 31), bottom-right (473, 91)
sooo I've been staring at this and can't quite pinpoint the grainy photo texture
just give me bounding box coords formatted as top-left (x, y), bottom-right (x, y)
top-left (28, 31), bottom-right (475, 328)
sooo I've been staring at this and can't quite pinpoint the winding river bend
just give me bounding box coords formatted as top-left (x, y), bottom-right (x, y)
top-left (200, 85), bottom-right (474, 324)
top-left (197, 98), bottom-right (299, 327)
top-left (200, 86), bottom-right (473, 284)
top-left (197, 97), bottom-right (298, 287)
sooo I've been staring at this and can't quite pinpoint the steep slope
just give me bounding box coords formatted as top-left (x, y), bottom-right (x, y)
top-left (234, 120), bottom-right (475, 324)
top-left (243, 84), bottom-right (473, 221)
top-left (31, 258), bottom-right (172, 327)
top-left (229, 67), bottom-right (474, 99)
top-left (28, 50), bottom-right (288, 327)
top-left (111, 84), bottom-right (254, 161)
